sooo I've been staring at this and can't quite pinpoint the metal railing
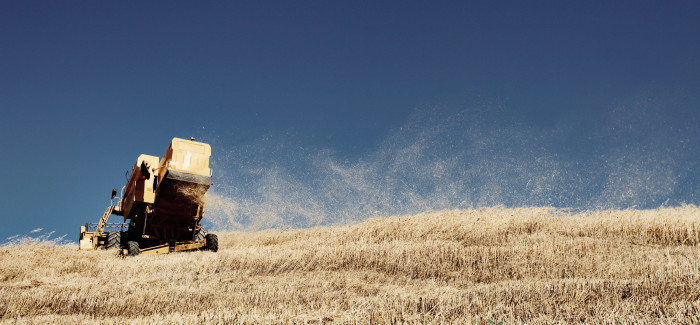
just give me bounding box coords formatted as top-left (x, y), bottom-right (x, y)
top-left (85, 222), bottom-right (128, 233)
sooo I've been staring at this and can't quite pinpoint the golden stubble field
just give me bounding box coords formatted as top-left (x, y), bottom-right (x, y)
top-left (1, 206), bottom-right (699, 324)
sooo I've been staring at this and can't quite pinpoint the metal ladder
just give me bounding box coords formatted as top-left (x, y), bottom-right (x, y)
top-left (95, 205), bottom-right (114, 236)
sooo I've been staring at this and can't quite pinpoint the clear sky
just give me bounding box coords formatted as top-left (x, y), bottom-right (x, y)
top-left (1, 1), bottom-right (699, 241)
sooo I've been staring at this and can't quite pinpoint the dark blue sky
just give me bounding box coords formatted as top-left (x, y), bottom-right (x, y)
top-left (1, 1), bottom-right (699, 241)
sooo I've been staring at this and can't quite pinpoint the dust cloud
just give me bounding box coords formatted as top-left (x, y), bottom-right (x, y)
top-left (201, 98), bottom-right (698, 231)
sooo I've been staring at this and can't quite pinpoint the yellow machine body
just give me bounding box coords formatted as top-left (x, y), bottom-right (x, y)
top-left (79, 138), bottom-right (218, 255)
top-left (121, 154), bottom-right (159, 221)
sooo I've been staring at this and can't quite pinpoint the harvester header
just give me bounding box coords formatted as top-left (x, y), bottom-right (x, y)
top-left (79, 137), bottom-right (218, 256)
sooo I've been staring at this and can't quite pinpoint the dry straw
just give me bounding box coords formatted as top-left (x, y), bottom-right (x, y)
top-left (1, 206), bottom-right (699, 324)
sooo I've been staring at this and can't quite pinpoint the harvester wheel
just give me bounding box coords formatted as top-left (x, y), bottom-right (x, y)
top-left (127, 241), bottom-right (140, 256)
top-left (106, 231), bottom-right (121, 249)
top-left (205, 233), bottom-right (218, 252)
top-left (193, 228), bottom-right (206, 241)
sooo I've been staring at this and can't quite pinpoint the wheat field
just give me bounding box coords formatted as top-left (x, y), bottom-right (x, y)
top-left (1, 206), bottom-right (699, 324)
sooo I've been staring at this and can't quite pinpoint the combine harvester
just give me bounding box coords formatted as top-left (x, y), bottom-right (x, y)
top-left (79, 137), bottom-right (218, 256)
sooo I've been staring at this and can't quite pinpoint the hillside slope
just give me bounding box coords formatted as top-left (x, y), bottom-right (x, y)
top-left (1, 207), bottom-right (699, 324)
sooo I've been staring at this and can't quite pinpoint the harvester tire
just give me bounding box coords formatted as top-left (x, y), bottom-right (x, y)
top-left (205, 233), bottom-right (218, 252)
top-left (127, 241), bottom-right (140, 256)
top-left (193, 228), bottom-right (206, 241)
top-left (106, 231), bottom-right (121, 249)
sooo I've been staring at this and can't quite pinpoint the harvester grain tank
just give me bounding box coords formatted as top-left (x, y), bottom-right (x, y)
top-left (79, 138), bottom-right (218, 256)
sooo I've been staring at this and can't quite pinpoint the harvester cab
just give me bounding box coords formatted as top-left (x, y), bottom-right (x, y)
top-left (79, 138), bottom-right (218, 256)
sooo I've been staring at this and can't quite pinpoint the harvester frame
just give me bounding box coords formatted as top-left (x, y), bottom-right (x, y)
top-left (79, 138), bottom-right (218, 256)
